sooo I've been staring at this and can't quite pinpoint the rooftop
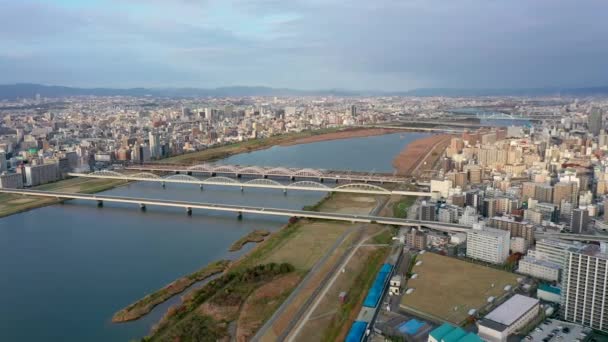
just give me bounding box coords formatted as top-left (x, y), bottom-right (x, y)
top-left (483, 294), bottom-right (539, 327)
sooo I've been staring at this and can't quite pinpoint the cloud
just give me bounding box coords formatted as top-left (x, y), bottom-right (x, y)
top-left (0, 0), bottom-right (607, 90)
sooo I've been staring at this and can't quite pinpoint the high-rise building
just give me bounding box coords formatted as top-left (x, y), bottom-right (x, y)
top-left (562, 244), bottom-right (608, 331)
top-left (588, 107), bottom-right (603, 136)
top-left (535, 184), bottom-right (553, 203)
top-left (553, 182), bottom-right (577, 207)
top-left (24, 163), bottom-right (58, 187)
top-left (571, 208), bottom-right (589, 234)
top-left (489, 216), bottom-right (535, 244)
top-left (466, 227), bottom-right (510, 264)
top-left (0, 152), bottom-right (6, 173)
top-left (418, 203), bottom-right (436, 221)
top-left (482, 198), bottom-right (496, 218)
top-left (522, 182), bottom-right (537, 202)
top-left (405, 228), bottom-right (427, 249)
top-left (148, 131), bottom-right (161, 159)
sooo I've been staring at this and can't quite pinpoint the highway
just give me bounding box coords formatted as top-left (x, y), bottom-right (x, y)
top-left (0, 189), bottom-right (466, 231)
top-left (67, 172), bottom-right (436, 198)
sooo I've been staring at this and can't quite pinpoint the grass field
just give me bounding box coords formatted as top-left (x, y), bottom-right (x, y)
top-left (401, 252), bottom-right (519, 324)
top-left (393, 196), bottom-right (416, 218)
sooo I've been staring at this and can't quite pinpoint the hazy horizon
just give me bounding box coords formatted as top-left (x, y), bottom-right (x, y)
top-left (1, 0), bottom-right (607, 90)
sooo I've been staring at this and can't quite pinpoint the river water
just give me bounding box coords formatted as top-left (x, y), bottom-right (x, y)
top-left (0, 132), bottom-right (429, 341)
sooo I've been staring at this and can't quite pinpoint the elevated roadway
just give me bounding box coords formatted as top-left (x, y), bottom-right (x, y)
top-left (0, 189), bottom-right (465, 232)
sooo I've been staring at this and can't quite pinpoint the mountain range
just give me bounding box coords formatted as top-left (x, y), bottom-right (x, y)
top-left (1, 83), bottom-right (608, 100)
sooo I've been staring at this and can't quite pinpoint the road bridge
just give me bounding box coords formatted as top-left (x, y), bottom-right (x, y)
top-left (124, 163), bottom-right (408, 184)
top-left (0, 189), bottom-right (465, 232)
top-left (537, 232), bottom-right (608, 243)
top-left (67, 171), bottom-right (436, 198)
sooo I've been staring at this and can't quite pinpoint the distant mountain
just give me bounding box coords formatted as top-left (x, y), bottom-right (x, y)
top-left (1, 83), bottom-right (608, 100)
top-left (0, 83), bottom-right (357, 100)
top-left (397, 86), bottom-right (608, 97)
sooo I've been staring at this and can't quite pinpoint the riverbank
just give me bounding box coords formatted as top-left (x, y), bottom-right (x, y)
top-left (112, 260), bottom-right (231, 323)
top-left (392, 134), bottom-right (453, 176)
top-left (229, 229), bottom-right (270, 252)
top-left (0, 177), bottom-right (126, 219)
top-left (281, 127), bottom-right (401, 146)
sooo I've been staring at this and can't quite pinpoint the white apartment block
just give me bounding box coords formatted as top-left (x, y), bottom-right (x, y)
top-left (0, 172), bottom-right (23, 189)
top-left (517, 256), bottom-right (560, 282)
top-left (562, 244), bottom-right (608, 332)
top-left (24, 163), bottom-right (58, 187)
top-left (466, 227), bottom-right (510, 264)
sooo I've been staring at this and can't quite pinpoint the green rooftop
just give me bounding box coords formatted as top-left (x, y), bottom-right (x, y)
top-left (442, 327), bottom-right (467, 342)
top-left (429, 323), bottom-right (456, 341)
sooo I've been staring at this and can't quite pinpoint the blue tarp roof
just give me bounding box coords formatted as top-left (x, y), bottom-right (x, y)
top-left (398, 319), bottom-right (425, 334)
top-left (345, 321), bottom-right (367, 342)
top-left (362, 264), bottom-right (392, 308)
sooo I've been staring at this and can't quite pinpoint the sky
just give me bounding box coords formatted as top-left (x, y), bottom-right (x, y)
top-left (1, 0), bottom-right (607, 91)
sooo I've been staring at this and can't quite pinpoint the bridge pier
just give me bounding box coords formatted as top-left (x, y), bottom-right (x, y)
top-left (200, 184), bottom-right (204, 190)
top-left (161, 181), bottom-right (166, 188)
top-left (140, 203), bottom-right (146, 211)
top-left (290, 176), bottom-right (295, 181)
top-left (283, 188), bottom-right (287, 195)
top-left (97, 200), bottom-right (103, 207)
top-left (263, 174), bottom-right (267, 179)
top-left (319, 178), bottom-right (324, 183)
top-left (240, 186), bottom-right (244, 192)
top-left (236, 173), bottom-right (241, 178)
top-left (237, 211), bottom-right (243, 220)
top-left (186, 207), bottom-right (192, 216)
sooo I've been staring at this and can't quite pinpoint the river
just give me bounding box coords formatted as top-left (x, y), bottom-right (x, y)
top-left (0, 132), bottom-right (429, 341)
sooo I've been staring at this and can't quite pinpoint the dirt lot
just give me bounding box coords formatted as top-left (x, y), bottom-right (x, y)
top-left (283, 128), bottom-right (400, 146)
top-left (401, 253), bottom-right (519, 324)
top-left (392, 134), bottom-right (452, 176)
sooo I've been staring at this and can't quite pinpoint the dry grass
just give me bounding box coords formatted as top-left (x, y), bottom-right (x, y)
top-left (401, 253), bottom-right (519, 324)
top-left (261, 220), bottom-right (350, 271)
top-left (316, 193), bottom-right (379, 215)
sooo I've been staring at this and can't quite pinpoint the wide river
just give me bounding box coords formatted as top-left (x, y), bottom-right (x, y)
top-left (0, 132), bottom-right (429, 341)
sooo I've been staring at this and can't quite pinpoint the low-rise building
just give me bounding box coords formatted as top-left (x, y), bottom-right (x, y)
top-left (477, 294), bottom-right (540, 342)
top-left (406, 228), bottom-right (427, 250)
top-left (517, 256), bottom-right (561, 282)
top-left (428, 322), bottom-right (482, 342)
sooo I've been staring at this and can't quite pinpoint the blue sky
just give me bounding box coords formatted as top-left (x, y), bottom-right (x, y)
top-left (1, 0), bottom-right (607, 90)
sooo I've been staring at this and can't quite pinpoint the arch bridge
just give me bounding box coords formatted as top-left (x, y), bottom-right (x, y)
top-left (68, 172), bottom-right (435, 198)
top-left (124, 163), bottom-right (407, 184)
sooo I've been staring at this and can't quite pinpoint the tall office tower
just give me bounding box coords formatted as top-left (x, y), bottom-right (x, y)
top-left (148, 131), bottom-right (161, 159)
top-left (553, 182), bottom-right (577, 206)
top-left (562, 244), bottom-right (608, 331)
top-left (522, 182), bottom-right (537, 202)
top-left (571, 208), bottom-right (589, 234)
top-left (349, 105), bottom-right (357, 117)
top-left (588, 107), bottom-right (603, 136)
top-left (482, 198), bottom-right (496, 218)
top-left (534, 184), bottom-right (553, 203)
top-left (418, 203), bottom-right (436, 221)
top-left (0, 152), bottom-right (6, 173)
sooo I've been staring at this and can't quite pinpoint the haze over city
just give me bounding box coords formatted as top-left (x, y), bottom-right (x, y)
top-left (3, 1), bottom-right (608, 342)
top-left (1, 0), bottom-right (608, 90)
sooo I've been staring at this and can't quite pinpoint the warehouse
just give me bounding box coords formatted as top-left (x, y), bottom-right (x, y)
top-left (477, 294), bottom-right (540, 342)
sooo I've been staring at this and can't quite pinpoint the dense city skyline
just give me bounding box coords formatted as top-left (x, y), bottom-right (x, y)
top-left (1, 0), bottom-right (608, 90)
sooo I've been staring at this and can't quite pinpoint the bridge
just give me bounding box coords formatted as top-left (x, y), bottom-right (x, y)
top-left (0, 189), bottom-right (465, 232)
top-left (124, 163), bottom-right (408, 184)
top-left (67, 171), bottom-right (436, 198)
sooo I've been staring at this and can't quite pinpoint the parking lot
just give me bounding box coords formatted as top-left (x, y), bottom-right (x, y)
top-left (525, 319), bottom-right (591, 342)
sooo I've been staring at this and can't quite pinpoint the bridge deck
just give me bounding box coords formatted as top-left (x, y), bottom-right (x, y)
top-left (0, 189), bottom-right (464, 232)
